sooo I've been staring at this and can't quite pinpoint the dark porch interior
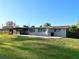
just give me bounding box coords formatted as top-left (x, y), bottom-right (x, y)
top-left (12, 28), bottom-right (29, 35)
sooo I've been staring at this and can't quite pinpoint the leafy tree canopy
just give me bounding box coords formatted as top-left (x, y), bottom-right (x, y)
top-left (2, 21), bottom-right (16, 29)
top-left (69, 25), bottom-right (78, 32)
top-left (23, 25), bottom-right (29, 28)
top-left (43, 22), bottom-right (51, 27)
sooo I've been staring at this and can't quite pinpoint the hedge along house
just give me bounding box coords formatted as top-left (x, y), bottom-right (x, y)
top-left (12, 26), bottom-right (69, 37)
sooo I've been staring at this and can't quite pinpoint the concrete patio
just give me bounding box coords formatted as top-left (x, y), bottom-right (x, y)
top-left (18, 35), bottom-right (63, 39)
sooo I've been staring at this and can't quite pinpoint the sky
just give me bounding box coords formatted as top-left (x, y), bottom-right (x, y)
top-left (0, 0), bottom-right (79, 28)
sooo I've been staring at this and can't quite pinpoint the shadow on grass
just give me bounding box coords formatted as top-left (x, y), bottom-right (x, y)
top-left (11, 36), bottom-right (27, 41)
top-left (0, 47), bottom-right (24, 59)
top-left (11, 36), bottom-right (48, 41)
top-left (12, 43), bottom-right (79, 59)
top-left (0, 42), bottom-right (4, 45)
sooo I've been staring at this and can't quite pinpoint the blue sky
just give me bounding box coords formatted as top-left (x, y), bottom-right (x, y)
top-left (0, 0), bottom-right (79, 27)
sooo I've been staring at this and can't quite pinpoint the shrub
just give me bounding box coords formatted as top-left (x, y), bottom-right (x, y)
top-left (67, 25), bottom-right (79, 38)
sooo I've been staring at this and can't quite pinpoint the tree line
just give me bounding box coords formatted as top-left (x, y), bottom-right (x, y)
top-left (2, 21), bottom-right (51, 29)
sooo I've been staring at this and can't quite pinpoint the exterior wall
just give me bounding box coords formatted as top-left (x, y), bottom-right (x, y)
top-left (29, 28), bottom-right (49, 36)
top-left (29, 28), bottom-right (67, 37)
top-left (48, 28), bottom-right (67, 37)
top-left (13, 30), bottom-right (17, 34)
top-left (13, 30), bottom-right (20, 35)
top-left (13, 28), bottom-right (67, 37)
top-left (54, 29), bottom-right (66, 37)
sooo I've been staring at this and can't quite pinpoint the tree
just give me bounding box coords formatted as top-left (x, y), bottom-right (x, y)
top-left (15, 25), bottom-right (20, 28)
top-left (43, 22), bottom-right (51, 27)
top-left (5, 21), bottom-right (16, 29)
top-left (23, 25), bottom-right (29, 28)
top-left (69, 25), bottom-right (78, 32)
top-left (2, 21), bottom-right (16, 34)
top-left (39, 25), bottom-right (42, 27)
top-left (31, 26), bottom-right (35, 28)
top-left (67, 25), bottom-right (79, 38)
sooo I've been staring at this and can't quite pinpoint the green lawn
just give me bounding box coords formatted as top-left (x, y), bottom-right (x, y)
top-left (0, 34), bottom-right (79, 59)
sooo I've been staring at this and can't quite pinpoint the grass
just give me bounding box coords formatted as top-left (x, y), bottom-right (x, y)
top-left (0, 34), bottom-right (79, 59)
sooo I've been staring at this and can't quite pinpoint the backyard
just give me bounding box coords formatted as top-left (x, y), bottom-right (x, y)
top-left (0, 34), bottom-right (79, 59)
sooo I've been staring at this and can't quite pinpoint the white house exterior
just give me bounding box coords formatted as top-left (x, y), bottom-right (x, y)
top-left (28, 26), bottom-right (69, 37)
top-left (13, 26), bottom-right (69, 37)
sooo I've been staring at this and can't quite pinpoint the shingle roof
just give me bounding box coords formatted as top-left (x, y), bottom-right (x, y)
top-left (48, 26), bottom-right (69, 29)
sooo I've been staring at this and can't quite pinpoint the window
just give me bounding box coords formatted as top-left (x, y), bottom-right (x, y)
top-left (29, 28), bottom-right (35, 32)
top-left (38, 28), bottom-right (42, 32)
top-left (38, 28), bottom-right (46, 32)
top-left (42, 29), bottom-right (46, 32)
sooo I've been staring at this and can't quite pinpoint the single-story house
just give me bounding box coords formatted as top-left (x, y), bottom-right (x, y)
top-left (12, 26), bottom-right (69, 37)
